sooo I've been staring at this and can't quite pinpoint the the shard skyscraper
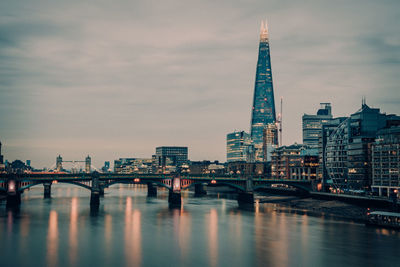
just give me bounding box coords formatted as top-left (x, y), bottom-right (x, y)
top-left (250, 20), bottom-right (277, 161)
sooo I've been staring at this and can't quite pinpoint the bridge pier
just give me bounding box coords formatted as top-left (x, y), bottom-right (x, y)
top-left (43, 182), bottom-right (52, 198)
top-left (237, 192), bottom-right (254, 205)
top-left (6, 179), bottom-right (20, 207)
top-left (90, 191), bottom-right (100, 207)
top-left (168, 190), bottom-right (181, 207)
top-left (194, 184), bottom-right (207, 197)
top-left (147, 183), bottom-right (157, 197)
top-left (90, 171), bottom-right (100, 207)
top-left (6, 192), bottom-right (21, 208)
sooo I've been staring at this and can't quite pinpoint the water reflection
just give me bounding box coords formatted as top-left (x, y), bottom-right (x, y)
top-left (105, 214), bottom-right (112, 253)
top-left (47, 210), bottom-right (58, 267)
top-left (1, 186), bottom-right (400, 267)
top-left (69, 198), bottom-right (79, 265)
top-left (125, 197), bottom-right (142, 267)
top-left (208, 209), bottom-right (218, 267)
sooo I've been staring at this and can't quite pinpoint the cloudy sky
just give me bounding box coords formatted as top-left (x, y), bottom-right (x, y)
top-left (0, 0), bottom-right (399, 169)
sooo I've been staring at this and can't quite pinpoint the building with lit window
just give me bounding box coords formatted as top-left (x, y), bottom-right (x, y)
top-left (0, 141), bottom-right (4, 172)
top-left (303, 103), bottom-right (333, 149)
top-left (263, 123), bottom-right (278, 162)
top-left (325, 103), bottom-right (400, 191)
top-left (155, 146), bottom-right (188, 173)
top-left (227, 131), bottom-right (252, 162)
top-left (271, 144), bottom-right (318, 180)
top-left (114, 158), bottom-right (153, 174)
top-left (318, 117), bottom-right (347, 189)
top-left (250, 21), bottom-right (277, 161)
top-left (371, 126), bottom-right (400, 197)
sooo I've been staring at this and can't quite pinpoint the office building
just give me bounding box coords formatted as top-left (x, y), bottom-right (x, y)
top-left (250, 21), bottom-right (277, 161)
top-left (263, 123), bottom-right (278, 162)
top-left (302, 103), bottom-right (333, 148)
top-left (114, 158), bottom-right (153, 174)
top-left (318, 117), bottom-right (347, 189)
top-left (325, 103), bottom-right (400, 191)
top-left (371, 126), bottom-right (400, 196)
top-left (271, 144), bottom-right (318, 180)
top-left (155, 146), bottom-right (188, 173)
top-left (226, 131), bottom-right (252, 162)
top-left (102, 161), bottom-right (111, 173)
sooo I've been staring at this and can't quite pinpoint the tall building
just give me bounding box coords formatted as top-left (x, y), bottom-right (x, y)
top-left (0, 140), bottom-right (3, 164)
top-left (371, 126), bottom-right (400, 197)
top-left (102, 161), bottom-right (111, 173)
top-left (0, 141), bottom-right (4, 172)
top-left (250, 21), bottom-right (277, 161)
top-left (318, 117), bottom-right (347, 188)
top-left (263, 123), bottom-right (278, 162)
top-left (303, 103), bottom-right (333, 148)
top-left (325, 103), bottom-right (400, 191)
top-left (155, 146), bottom-right (188, 173)
top-left (85, 155), bottom-right (91, 173)
top-left (56, 155), bottom-right (63, 171)
top-left (226, 131), bottom-right (252, 162)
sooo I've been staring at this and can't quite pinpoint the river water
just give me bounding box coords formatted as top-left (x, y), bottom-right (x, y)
top-left (1, 184), bottom-right (399, 267)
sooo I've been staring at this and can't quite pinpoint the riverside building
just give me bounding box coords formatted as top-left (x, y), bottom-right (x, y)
top-left (271, 143), bottom-right (318, 180)
top-left (155, 146), bottom-right (188, 173)
top-left (371, 126), bottom-right (400, 197)
top-left (325, 103), bottom-right (400, 191)
top-left (302, 103), bottom-right (333, 149)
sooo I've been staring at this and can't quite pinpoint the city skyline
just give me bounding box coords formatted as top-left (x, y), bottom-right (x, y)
top-left (1, 0), bottom-right (399, 168)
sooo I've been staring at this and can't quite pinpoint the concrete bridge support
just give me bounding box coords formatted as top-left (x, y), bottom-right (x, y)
top-left (194, 184), bottom-right (207, 197)
top-left (168, 190), bottom-right (181, 207)
top-left (6, 179), bottom-right (20, 208)
top-left (6, 192), bottom-right (21, 208)
top-left (237, 192), bottom-right (254, 205)
top-left (43, 182), bottom-right (52, 198)
top-left (147, 183), bottom-right (157, 197)
top-left (90, 172), bottom-right (100, 207)
top-left (238, 177), bottom-right (254, 206)
top-left (98, 181), bottom-right (106, 197)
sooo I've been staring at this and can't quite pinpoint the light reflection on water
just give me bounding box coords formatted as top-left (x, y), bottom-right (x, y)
top-left (0, 184), bottom-right (400, 267)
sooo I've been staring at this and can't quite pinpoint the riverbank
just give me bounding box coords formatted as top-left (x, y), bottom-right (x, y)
top-left (257, 194), bottom-right (370, 222)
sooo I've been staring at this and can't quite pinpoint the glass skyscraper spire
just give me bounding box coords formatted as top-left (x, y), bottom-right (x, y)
top-left (250, 20), bottom-right (276, 160)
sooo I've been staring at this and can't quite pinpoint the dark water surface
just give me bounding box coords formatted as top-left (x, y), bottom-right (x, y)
top-left (1, 184), bottom-right (399, 267)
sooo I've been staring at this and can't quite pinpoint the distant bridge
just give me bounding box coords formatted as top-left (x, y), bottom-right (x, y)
top-left (0, 172), bottom-right (315, 208)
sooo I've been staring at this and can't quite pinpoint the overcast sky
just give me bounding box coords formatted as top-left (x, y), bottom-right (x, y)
top-left (1, 0), bottom-right (399, 169)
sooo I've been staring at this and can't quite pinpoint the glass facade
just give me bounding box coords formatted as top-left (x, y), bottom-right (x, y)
top-left (155, 146), bottom-right (188, 168)
top-left (250, 21), bottom-right (276, 160)
top-left (226, 131), bottom-right (251, 162)
top-left (302, 103), bottom-right (333, 148)
top-left (325, 104), bottom-right (399, 191)
top-left (371, 126), bottom-right (400, 196)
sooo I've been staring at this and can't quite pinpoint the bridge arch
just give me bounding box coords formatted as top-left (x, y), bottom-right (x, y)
top-left (182, 181), bottom-right (246, 192)
top-left (18, 181), bottom-right (92, 192)
top-left (106, 180), bottom-right (172, 191)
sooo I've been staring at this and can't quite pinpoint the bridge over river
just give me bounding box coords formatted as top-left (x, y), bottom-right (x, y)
top-left (0, 172), bottom-right (315, 208)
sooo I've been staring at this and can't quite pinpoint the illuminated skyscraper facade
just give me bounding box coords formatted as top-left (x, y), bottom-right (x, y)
top-left (250, 21), bottom-right (276, 161)
top-left (227, 131), bottom-right (252, 162)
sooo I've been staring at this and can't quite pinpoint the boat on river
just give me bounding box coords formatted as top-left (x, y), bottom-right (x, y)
top-left (366, 211), bottom-right (400, 229)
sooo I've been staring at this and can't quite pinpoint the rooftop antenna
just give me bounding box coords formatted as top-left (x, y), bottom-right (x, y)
top-left (279, 97), bottom-right (283, 146)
